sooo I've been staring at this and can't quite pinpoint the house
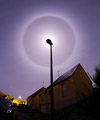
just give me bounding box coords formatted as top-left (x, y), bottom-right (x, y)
top-left (5, 94), bottom-right (13, 100)
top-left (27, 87), bottom-right (46, 111)
top-left (0, 91), bottom-right (6, 97)
top-left (27, 64), bottom-right (94, 112)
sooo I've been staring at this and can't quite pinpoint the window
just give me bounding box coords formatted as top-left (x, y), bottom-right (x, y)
top-left (62, 84), bottom-right (67, 97)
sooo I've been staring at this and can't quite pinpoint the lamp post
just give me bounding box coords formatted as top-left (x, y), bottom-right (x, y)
top-left (46, 39), bottom-right (54, 120)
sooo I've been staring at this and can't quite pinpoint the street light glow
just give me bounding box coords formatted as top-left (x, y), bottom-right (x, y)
top-left (42, 34), bottom-right (55, 48)
top-left (18, 96), bottom-right (22, 99)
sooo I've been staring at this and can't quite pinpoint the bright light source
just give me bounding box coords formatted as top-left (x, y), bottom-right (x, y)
top-left (18, 96), bottom-right (22, 99)
top-left (22, 15), bottom-right (77, 69)
top-left (42, 33), bottom-right (56, 47)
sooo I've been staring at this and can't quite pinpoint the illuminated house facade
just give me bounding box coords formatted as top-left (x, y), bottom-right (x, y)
top-left (27, 64), bottom-right (94, 112)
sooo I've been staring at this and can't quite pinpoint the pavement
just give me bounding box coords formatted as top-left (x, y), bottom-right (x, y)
top-left (14, 109), bottom-right (34, 120)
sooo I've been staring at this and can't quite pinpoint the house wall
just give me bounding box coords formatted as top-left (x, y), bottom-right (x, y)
top-left (54, 77), bottom-right (76, 110)
top-left (34, 95), bottom-right (40, 110)
top-left (39, 90), bottom-right (47, 112)
top-left (27, 88), bottom-right (46, 111)
top-left (73, 65), bottom-right (94, 101)
top-left (45, 77), bottom-right (77, 111)
top-left (27, 96), bottom-right (35, 109)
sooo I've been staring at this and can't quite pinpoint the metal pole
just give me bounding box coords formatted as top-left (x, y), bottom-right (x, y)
top-left (46, 39), bottom-right (54, 120)
top-left (50, 45), bottom-right (54, 120)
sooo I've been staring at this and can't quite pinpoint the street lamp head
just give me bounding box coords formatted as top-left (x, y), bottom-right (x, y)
top-left (46, 39), bottom-right (53, 45)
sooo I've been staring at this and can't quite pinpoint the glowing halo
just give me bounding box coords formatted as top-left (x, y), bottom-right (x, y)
top-left (22, 15), bottom-right (77, 69)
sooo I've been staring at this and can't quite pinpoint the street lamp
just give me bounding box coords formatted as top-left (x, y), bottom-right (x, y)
top-left (18, 96), bottom-right (22, 99)
top-left (46, 39), bottom-right (54, 120)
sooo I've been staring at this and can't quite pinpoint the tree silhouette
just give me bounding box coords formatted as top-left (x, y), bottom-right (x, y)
top-left (93, 63), bottom-right (100, 88)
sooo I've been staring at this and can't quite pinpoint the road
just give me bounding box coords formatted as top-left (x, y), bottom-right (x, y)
top-left (14, 109), bottom-right (34, 120)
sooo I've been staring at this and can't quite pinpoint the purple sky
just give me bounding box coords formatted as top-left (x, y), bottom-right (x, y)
top-left (0, 0), bottom-right (100, 100)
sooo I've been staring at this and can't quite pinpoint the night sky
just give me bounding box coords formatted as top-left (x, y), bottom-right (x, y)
top-left (0, 0), bottom-right (100, 100)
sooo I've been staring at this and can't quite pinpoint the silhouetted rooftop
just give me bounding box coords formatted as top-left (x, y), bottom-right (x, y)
top-left (53, 64), bottom-right (80, 86)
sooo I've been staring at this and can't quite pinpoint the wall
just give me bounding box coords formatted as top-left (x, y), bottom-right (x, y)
top-left (73, 65), bottom-right (94, 101)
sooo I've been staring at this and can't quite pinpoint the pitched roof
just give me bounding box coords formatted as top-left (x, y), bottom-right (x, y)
top-left (28, 87), bottom-right (45, 99)
top-left (0, 91), bottom-right (6, 97)
top-left (53, 64), bottom-right (80, 86)
top-left (27, 64), bottom-right (81, 98)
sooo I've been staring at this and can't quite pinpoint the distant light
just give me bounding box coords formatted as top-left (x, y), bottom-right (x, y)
top-left (18, 96), bottom-right (22, 99)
